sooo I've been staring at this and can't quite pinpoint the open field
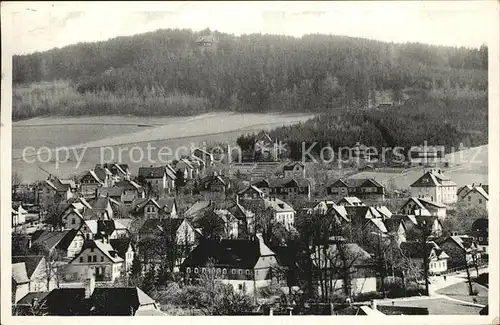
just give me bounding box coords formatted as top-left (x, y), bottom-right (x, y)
top-left (436, 281), bottom-right (488, 306)
top-left (377, 297), bottom-right (483, 315)
top-left (12, 112), bottom-right (314, 183)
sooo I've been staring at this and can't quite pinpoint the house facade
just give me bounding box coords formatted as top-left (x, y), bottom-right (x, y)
top-left (138, 167), bottom-right (171, 195)
top-left (437, 236), bottom-right (481, 270)
top-left (327, 179), bottom-right (385, 201)
top-left (400, 197), bottom-right (447, 219)
top-left (410, 169), bottom-right (457, 205)
top-left (252, 178), bottom-right (311, 200)
top-left (67, 238), bottom-right (124, 282)
top-left (460, 187), bottom-right (489, 211)
top-left (78, 170), bottom-right (105, 197)
top-left (400, 241), bottom-right (449, 275)
top-left (283, 162), bottom-right (306, 178)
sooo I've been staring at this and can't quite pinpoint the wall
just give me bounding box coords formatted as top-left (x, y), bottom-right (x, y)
top-left (463, 191), bottom-right (488, 211)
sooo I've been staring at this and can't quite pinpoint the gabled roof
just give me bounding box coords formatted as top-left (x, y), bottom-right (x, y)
top-left (90, 287), bottom-right (156, 315)
top-left (418, 198), bottom-right (446, 208)
top-left (31, 229), bottom-right (79, 252)
top-left (327, 205), bottom-right (350, 222)
top-left (411, 170), bottom-right (456, 188)
top-left (337, 197), bottom-right (364, 206)
top-left (156, 197), bottom-right (177, 213)
top-left (74, 239), bottom-right (124, 264)
top-left (138, 166), bottom-right (165, 178)
top-left (283, 161), bottom-right (305, 170)
top-left (383, 218), bottom-right (404, 233)
top-left (400, 241), bottom-right (448, 260)
top-left (264, 197), bottom-right (295, 213)
top-left (12, 255), bottom-right (44, 279)
top-left (443, 235), bottom-right (477, 251)
top-left (184, 200), bottom-right (213, 218)
top-left (364, 218), bottom-right (388, 233)
top-left (115, 180), bottom-right (143, 192)
top-left (109, 238), bottom-right (134, 259)
top-left (43, 288), bottom-right (87, 315)
top-left (98, 187), bottom-right (123, 197)
top-left (130, 198), bottom-right (161, 212)
top-left (12, 262), bottom-right (30, 284)
top-left (375, 206), bottom-right (393, 218)
top-left (464, 187), bottom-right (489, 201)
top-left (181, 237), bottom-right (275, 270)
top-left (238, 185), bottom-right (264, 196)
top-left (83, 220), bottom-right (98, 234)
top-left (252, 177), bottom-right (310, 189)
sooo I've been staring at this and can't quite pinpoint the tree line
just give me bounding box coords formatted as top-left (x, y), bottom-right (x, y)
top-left (13, 28), bottom-right (487, 120)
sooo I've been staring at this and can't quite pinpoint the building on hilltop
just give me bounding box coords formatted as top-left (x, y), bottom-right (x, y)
top-left (410, 169), bottom-right (457, 205)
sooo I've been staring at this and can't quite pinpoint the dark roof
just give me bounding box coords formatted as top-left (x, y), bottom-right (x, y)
top-left (109, 238), bottom-right (133, 259)
top-left (12, 255), bottom-right (44, 279)
top-left (98, 187), bottom-right (123, 197)
top-left (156, 197), bottom-right (176, 213)
top-left (181, 237), bottom-right (275, 269)
top-left (90, 287), bottom-right (156, 316)
top-left (328, 178), bottom-right (384, 188)
top-left (471, 218), bottom-right (488, 232)
top-left (139, 218), bottom-right (187, 235)
top-left (252, 177), bottom-right (310, 188)
top-left (115, 180), bottom-right (143, 191)
top-left (138, 166), bottom-right (165, 178)
top-left (44, 288), bottom-right (87, 315)
top-left (283, 162), bottom-right (304, 170)
top-left (30, 229), bottom-right (79, 252)
top-left (97, 219), bottom-right (116, 236)
top-left (384, 218), bottom-right (403, 233)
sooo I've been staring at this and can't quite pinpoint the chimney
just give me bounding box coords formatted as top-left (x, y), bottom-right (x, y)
top-left (84, 268), bottom-right (96, 298)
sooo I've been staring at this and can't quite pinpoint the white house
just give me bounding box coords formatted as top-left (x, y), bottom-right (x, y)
top-left (410, 169), bottom-right (457, 205)
top-left (263, 197), bottom-right (296, 230)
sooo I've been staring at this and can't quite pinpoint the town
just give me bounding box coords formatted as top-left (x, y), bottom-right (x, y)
top-left (11, 134), bottom-right (489, 316)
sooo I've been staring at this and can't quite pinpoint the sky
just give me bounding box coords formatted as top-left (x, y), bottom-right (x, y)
top-left (3, 1), bottom-right (498, 55)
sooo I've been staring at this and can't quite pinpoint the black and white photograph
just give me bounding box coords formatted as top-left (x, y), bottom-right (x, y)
top-left (1, 1), bottom-right (498, 322)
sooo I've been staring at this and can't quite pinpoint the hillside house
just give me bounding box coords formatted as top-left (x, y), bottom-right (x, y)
top-left (156, 197), bottom-right (178, 218)
top-left (174, 158), bottom-right (201, 180)
top-left (383, 218), bottom-right (407, 246)
top-left (283, 162), bottom-right (306, 178)
top-left (12, 255), bottom-right (54, 297)
top-left (196, 33), bottom-right (218, 53)
top-left (457, 183), bottom-right (489, 199)
top-left (95, 163), bottom-right (130, 181)
top-left (129, 198), bottom-right (161, 219)
top-left (327, 179), bottom-right (385, 201)
top-left (400, 241), bottom-right (449, 275)
top-left (38, 176), bottom-right (76, 209)
top-left (263, 197), bottom-right (296, 230)
top-left (114, 180), bottom-right (145, 205)
top-left (252, 178), bottom-right (311, 200)
top-left (299, 201), bottom-right (329, 215)
top-left (469, 218), bottom-right (488, 256)
top-left (337, 197), bottom-right (365, 207)
top-left (109, 238), bottom-right (135, 272)
top-left (436, 235), bottom-right (481, 270)
top-left (67, 238), bottom-right (124, 282)
top-left (12, 204), bottom-right (27, 227)
top-left (180, 234), bottom-right (277, 294)
top-left (30, 229), bottom-right (85, 259)
top-left (400, 197), bottom-right (447, 219)
top-left (410, 169), bottom-right (457, 205)
top-left (192, 148), bottom-right (215, 165)
top-left (197, 172), bottom-right (232, 193)
top-left (138, 166), bottom-right (174, 195)
top-left (459, 186), bottom-right (489, 211)
top-left (238, 185), bottom-right (265, 200)
top-left (311, 239), bottom-right (377, 296)
top-left (78, 170), bottom-right (106, 197)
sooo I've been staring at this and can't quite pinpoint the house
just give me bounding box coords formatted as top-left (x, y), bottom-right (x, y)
top-left (196, 33), bottom-right (218, 53)
top-left (326, 205), bottom-right (350, 225)
top-left (254, 132), bottom-right (279, 161)
top-left (469, 218), bottom-right (488, 255)
top-left (327, 179), bottom-right (385, 201)
top-left (110, 238), bottom-right (135, 272)
top-left (459, 185), bottom-right (489, 211)
top-left (30, 229), bottom-right (85, 259)
top-left (114, 180), bottom-right (145, 205)
top-left (400, 197), bottom-right (447, 219)
top-left (410, 169), bottom-right (457, 205)
top-left (12, 255), bottom-right (55, 303)
top-left (98, 186), bottom-right (123, 202)
top-left (66, 238), bottom-right (124, 282)
top-left (363, 218), bottom-right (388, 236)
top-left (436, 235), bottom-right (481, 270)
top-left (311, 239), bottom-right (377, 296)
top-left (180, 234), bottom-right (277, 294)
top-left (252, 178), bottom-right (311, 200)
top-left (156, 197), bottom-right (178, 218)
top-left (238, 185), bottom-right (265, 200)
top-left (408, 145), bottom-right (446, 166)
top-left (400, 241), bottom-right (450, 275)
top-left (12, 203), bottom-right (27, 227)
top-left (197, 172), bottom-right (232, 193)
top-left (258, 197), bottom-right (296, 230)
top-left (38, 175), bottom-right (76, 209)
top-left (95, 163), bottom-right (130, 181)
top-left (86, 195), bottom-right (117, 220)
top-left (283, 162), bottom-right (306, 178)
top-left (138, 166), bottom-right (173, 195)
top-left (383, 218), bottom-right (407, 246)
top-left (13, 273), bottom-right (162, 316)
top-left (96, 219), bottom-right (131, 240)
top-left (78, 170), bottom-right (105, 197)
top-left (344, 206), bottom-right (382, 225)
top-left (337, 196), bottom-right (365, 207)
top-left (299, 201), bottom-right (329, 215)
top-left (192, 147), bottom-right (215, 165)
top-left (129, 198), bottom-right (161, 219)
top-left (183, 200), bottom-right (214, 219)
top-left (457, 183), bottom-right (489, 199)
top-left (174, 158), bottom-right (198, 180)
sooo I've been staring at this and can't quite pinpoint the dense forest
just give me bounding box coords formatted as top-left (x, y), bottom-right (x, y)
top-left (13, 28), bottom-right (487, 121)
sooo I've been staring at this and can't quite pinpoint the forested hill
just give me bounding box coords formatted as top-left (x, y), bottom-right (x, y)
top-left (13, 28), bottom-right (488, 120)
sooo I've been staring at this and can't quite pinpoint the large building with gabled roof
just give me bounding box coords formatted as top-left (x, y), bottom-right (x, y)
top-left (410, 169), bottom-right (457, 205)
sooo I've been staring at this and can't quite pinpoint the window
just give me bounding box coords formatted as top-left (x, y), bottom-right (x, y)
top-left (231, 269), bottom-right (236, 274)
top-left (479, 199), bottom-right (482, 204)
top-left (91, 248), bottom-right (94, 252)
top-left (216, 268), bottom-right (221, 274)
top-left (186, 267), bottom-right (191, 273)
top-left (468, 196), bottom-right (471, 201)
top-left (194, 268), bottom-right (199, 274)
top-left (202, 268), bottom-right (206, 273)
top-left (101, 256), bottom-right (104, 262)
top-left (88, 256), bottom-right (92, 262)
top-left (223, 269), bottom-right (227, 274)
top-left (238, 284), bottom-right (243, 290)
top-left (238, 269), bottom-right (242, 275)
top-left (80, 257), bottom-right (83, 263)
top-left (72, 218), bottom-right (76, 224)
top-left (246, 270), bottom-right (251, 275)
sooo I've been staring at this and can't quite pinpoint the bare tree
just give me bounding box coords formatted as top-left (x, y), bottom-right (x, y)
top-left (12, 172), bottom-right (23, 197)
top-left (30, 243), bottom-right (64, 291)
